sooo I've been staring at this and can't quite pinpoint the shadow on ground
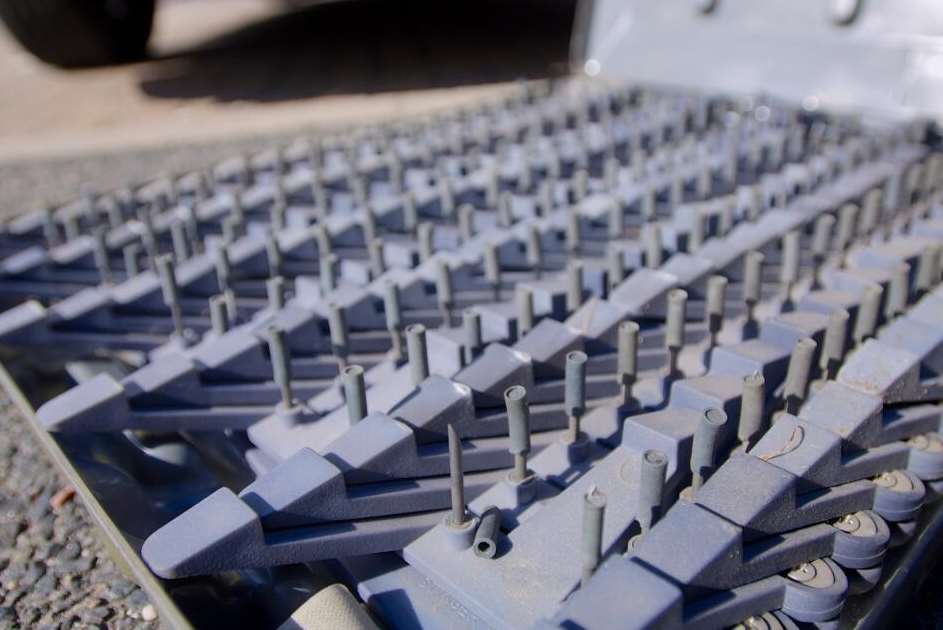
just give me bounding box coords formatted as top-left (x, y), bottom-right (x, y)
top-left (138, 0), bottom-right (577, 102)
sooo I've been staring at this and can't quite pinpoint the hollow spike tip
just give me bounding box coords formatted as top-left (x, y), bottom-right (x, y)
top-left (343, 365), bottom-right (367, 425)
top-left (504, 385), bottom-right (532, 482)
top-left (581, 486), bottom-right (607, 588)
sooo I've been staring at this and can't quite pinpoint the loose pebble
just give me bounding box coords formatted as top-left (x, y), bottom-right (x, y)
top-left (141, 604), bottom-right (157, 621)
top-left (48, 487), bottom-right (75, 510)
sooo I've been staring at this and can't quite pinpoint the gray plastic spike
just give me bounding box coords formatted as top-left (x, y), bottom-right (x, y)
top-left (743, 250), bottom-right (764, 334)
top-left (362, 205), bottom-right (377, 245)
top-left (812, 215), bottom-right (835, 259)
top-left (666, 289), bottom-right (688, 376)
top-left (811, 215), bottom-right (835, 288)
top-left (320, 254), bottom-right (338, 294)
top-left (351, 175), bottom-right (368, 208)
top-left (221, 215), bottom-right (240, 245)
top-left (440, 180), bottom-right (456, 221)
top-left (566, 208), bottom-right (581, 255)
top-left (738, 372), bottom-right (766, 449)
top-left (401, 191), bottom-right (418, 235)
top-left (854, 284), bottom-right (883, 346)
top-left (581, 487), bottom-right (607, 587)
top-left (706, 275), bottom-right (728, 344)
top-left (183, 208), bottom-right (201, 255)
top-left (567, 261), bottom-right (584, 313)
top-left (504, 384), bottom-right (531, 482)
top-left (458, 204), bottom-right (475, 242)
top-left (836, 203), bottom-right (858, 254)
top-left (142, 225), bottom-right (161, 272)
top-left (743, 251), bottom-right (764, 306)
top-left (328, 302), bottom-right (350, 368)
top-left (668, 173), bottom-right (683, 209)
top-left (915, 243), bottom-right (941, 295)
top-left (885, 263), bottom-right (910, 318)
top-left (156, 254), bottom-right (185, 339)
top-left (498, 191), bottom-right (514, 228)
top-left (537, 180), bottom-right (553, 217)
top-left (383, 281), bottom-right (404, 360)
top-left (343, 365), bottom-right (368, 426)
top-left (63, 213), bottom-right (80, 242)
top-left (92, 227), bottom-right (112, 285)
top-left (783, 337), bottom-right (817, 414)
top-left (484, 242), bottom-right (501, 301)
top-left (462, 309), bottom-right (482, 366)
top-left (691, 407), bottom-right (728, 491)
top-left (223, 288), bottom-right (237, 324)
top-left (436, 259), bottom-right (454, 326)
top-left (608, 246), bottom-right (625, 291)
top-left (310, 183), bottom-right (327, 223)
top-left (565, 350), bottom-right (588, 442)
top-left (369, 239), bottom-right (386, 279)
top-left (267, 276), bottom-right (286, 311)
top-left (608, 200), bottom-right (624, 240)
top-left (270, 200), bottom-right (286, 233)
top-left (637, 449), bottom-right (668, 534)
top-left (641, 185), bottom-right (656, 223)
top-left (820, 309), bottom-right (849, 379)
top-left (689, 210), bottom-right (704, 251)
top-left (123, 243), bottom-right (141, 278)
top-left (447, 423), bottom-right (469, 528)
top-left (618, 321), bottom-right (640, 406)
top-left (931, 244), bottom-right (943, 287)
top-left (265, 233), bottom-right (282, 277)
top-left (573, 170), bottom-right (589, 202)
top-left (780, 230), bottom-right (800, 305)
top-left (215, 246), bottom-right (232, 292)
top-left (859, 188), bottom-right (881, 238)
top-left (418, 223), bottom-right (434, 263)
top-left (42, 207), bottom-right (60, 248)
top-left (645, 223), bottom-right (663, 268)
top-left (314, 225), bottom-right (332, 257)
top-left (209, 294), bottom-right (229, 336)
top-left (526, 224), bottom-right (543, 278)
top-left (516, 286), bottom-right (535, 336)
top-left (105, 201), bottom-right (122, 231)
top-left (156, 254), bottom-right (179, 305)
top-left (407, 324), bottom-right (430, 387)
top-left (170, 221), bottom-right (190, 264)
top-left (268, 326), bottom-right (294, 409)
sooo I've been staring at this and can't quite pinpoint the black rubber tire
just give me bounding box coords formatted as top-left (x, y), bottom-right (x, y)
top-left (0, 0), bottom-right (155, 68)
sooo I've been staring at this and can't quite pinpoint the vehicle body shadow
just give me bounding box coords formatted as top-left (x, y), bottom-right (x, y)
top-left (139, 0), bottom-right (577, 102)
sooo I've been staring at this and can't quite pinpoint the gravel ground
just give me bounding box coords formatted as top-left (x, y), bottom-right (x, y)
top-left (0, 393), bottom-right (158, 629)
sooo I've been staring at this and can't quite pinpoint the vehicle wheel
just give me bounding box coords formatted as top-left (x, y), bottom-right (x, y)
top-left (0, 0), bottom-right (155, 68)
